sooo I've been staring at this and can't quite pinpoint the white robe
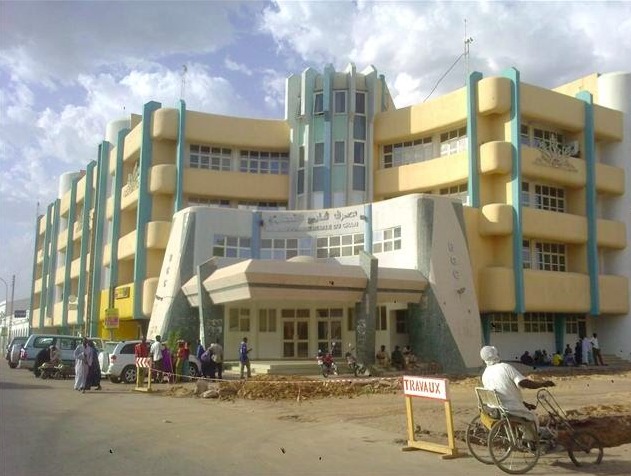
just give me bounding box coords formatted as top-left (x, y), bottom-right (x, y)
top-left (74, 344), bottom-right (88, 390)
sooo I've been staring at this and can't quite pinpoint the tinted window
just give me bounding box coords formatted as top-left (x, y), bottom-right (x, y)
top-left (33, 337), bottom-right (55, 348)
top-left (58, 338), bottom-right (75, 350)
top-left (121, 344), bottom-right (136, 354)
top-left (104, 342), bottom-right (118, 353)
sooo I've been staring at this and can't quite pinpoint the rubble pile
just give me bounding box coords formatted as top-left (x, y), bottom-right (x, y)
top-left (217, 375), bottom-right (402, 401)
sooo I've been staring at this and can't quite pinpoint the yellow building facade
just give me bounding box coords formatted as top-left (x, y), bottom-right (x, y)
top-left (29, 65), bottom-right (630, 366)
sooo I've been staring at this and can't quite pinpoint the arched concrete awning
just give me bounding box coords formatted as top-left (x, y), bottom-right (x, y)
top-left (182, 259), bottom-right (427, 305)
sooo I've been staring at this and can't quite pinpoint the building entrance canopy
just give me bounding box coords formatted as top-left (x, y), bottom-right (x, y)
top-left (182, 258), bottom-right (427, 305)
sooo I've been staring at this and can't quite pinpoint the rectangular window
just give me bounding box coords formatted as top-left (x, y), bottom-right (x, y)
top-left (189, 145), bottom-right (231, 171)
top-left (261, 237), bottom-right (313, 260)
top-left (521, 182), bottom-right (531, 208)
top-left (533, 127), bottom-right (564, 149)
top-left (522, 240), bottom-right (532, 269)
top-left (376, 306), bottom-right (387, 331)
top-left (534, 184), bottom-right (565, 213)
top-left (334, 141), bottom-right (345, 164)
top-left (565, 314), bottom-right (585, 334)
top-left (439, 127), bottom-right (467, 157)
top-left (382, 137), bottom-right (432, 169)
top-left (297, 169), bottom-right (305, 195)
top-left (524, 312), bottom-right (554, 333)
top-left (316, 233), bottom-right (364, 258)
top-left (522, 240), bottom-right (566, 271)
top-left (259, 309), bottom-right (277, 332)
top-left (395, 310), bottom-right (407, 334)
top-left (212, 235), bottom-right (252, 259)
top-left (439, 184), bottom-right (468, 204)
top-left (314, 142), bottom-right (324, 165)
top-left (188, 197), bottom-right (231, 208)
top-left (229, 308), bottom-right (250, 331)
top-left (487, 313), bottom-right (519, 333)
top-left (314, 92), bottom-right (324, 115)
top-left (347, 307), bottom-right (355, 331)
top-left (372, 226), bottom-right (402, 254)
top-left (355, 92), bottom-right (366, 115)
top-left (334, 90), bottom-right (346, 114)
top-left (239, 150), bottom-right (289, 175)
top-left (354, 141), bottom-right (364, 164)
top-left (352, 165), bottom-right (365, 191)
top-left (353, 115), bottom-right (366, 140)
top-left (237, 201), bottom-right (287, 211)
top-left (312, 166), bottom-right (325, 192)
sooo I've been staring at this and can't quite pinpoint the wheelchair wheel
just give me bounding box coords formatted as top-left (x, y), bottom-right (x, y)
top-left (568, 431), bottom-right (603, 467)
top-left (488, 420), bottom-right (540, 474)
top-left (465, 415), bottom-right (493, 464)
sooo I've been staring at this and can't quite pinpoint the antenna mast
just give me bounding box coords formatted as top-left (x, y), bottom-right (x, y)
top-left (464, 19), bottom-right (474, 82)
top-left (180, 65), bottom-right (188, 102)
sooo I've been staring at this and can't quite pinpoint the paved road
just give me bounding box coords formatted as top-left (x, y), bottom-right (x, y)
top-left (2, 367), bottom-right (630, 476)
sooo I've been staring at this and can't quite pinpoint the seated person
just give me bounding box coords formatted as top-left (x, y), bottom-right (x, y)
top-left (541, 350), bottom-right (552, 366)
top-left (402, 345), bottom-right (418, 369)
top-left (563, 344), bottom-right (575, 366)
top-left (375, 345), bottom-right (390, 368)
top-left (533, 350), bottom-right (543, 365)
top-left (551, 351), bottom-right (563, 367)
top-left (49, 345), bottom-right (61, 366)
top-left (520, 351), bottom-right (534, 366)
top-left (391, 346), bottom-right (405, 371)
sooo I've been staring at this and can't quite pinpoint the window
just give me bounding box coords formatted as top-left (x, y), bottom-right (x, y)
top-left (487, 313), bottom-right (519, 333)
top-left (239, 150), bottom-right (289, 175)
top-left (334, 141), bottom-right (345, 164)
top-left (334, 90), bottom-right (346, 114)
top-left (565, 314), bottom-right (585, 334)
top-left (354, 115), bottom-right (366, 140)
top-left (314, 143), bottom-right (324, 165)
top-left (316, 233), bottom-right (364, 258)
top-left (382, 137), bottom-right (433, 168)
top-left (354, 141), bottom-right (365, 164)
top-left (522, 181), bottom-right (565, 212)
top-left (316, 308), bottom-right (343, 356)
top-left (229, 308), bottom-right (250, 332)
top-left (355, 92), bottom-right (366, 115)
top-left (188, 197), bottom-right (231, 208)
top-left (189, 145), bottom-right (232, 171)
top-left (524, 312), bottom-right (554, 333)
top-left (237, 201), bottom-right (287, 210)
top-left (347, 307), bottom-right (355, 331)
top-left (259, 309), bottom-right (277, 332)
top-left (297, 147), bottom-right (305, 195)
top-left (372, 226), bottom-right (402, 253)
top-left (439, 184), bottom-right (468, 204)
top-left (261, 237), bottom-right (313, 260)
top-left (376, 306), bottom-right (387, 330)
top-left (395, 310), bottom-right (407, 334)
top-left (439, 127), bottom-right (467, 156)
top-left (314, 92), bottom-right (324, 115)
top-left (533, 127), bottom-right (564, 149)
top-left (353, 165), bottom-right (366, 191)
top-left (34, 337), bottom-right (54, 348)
top-left (522, 240), bottom-right (566, 271)
top-left (57, 338), bottom-right (75, 350)
top-left (212, 235), bottom-right (252, 259)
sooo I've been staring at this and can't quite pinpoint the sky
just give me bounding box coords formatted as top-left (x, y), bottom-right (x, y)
top-left (0, 0), bottom-right (630, 301)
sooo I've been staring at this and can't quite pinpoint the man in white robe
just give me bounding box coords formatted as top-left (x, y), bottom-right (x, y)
top-left (74, 338), bottom-right (89, 392)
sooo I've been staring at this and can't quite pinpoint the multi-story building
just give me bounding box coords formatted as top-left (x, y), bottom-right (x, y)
top-left (29, 65), bottom-right (630, 372)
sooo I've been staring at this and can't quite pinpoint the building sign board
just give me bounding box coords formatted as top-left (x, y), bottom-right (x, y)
top-left (13, 310), bottom-right (27, 318)
top-left (103, 308), bottom-right (120, 329)
top-left (114, 286), bottom-right (130, 299)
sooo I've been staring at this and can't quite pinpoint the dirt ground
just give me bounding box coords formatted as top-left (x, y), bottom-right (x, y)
top-left (162, 369), bottom-right (631, 449)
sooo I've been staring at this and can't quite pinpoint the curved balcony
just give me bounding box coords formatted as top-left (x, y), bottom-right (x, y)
top-left (183, 169), bottom-right (289, 202)
top-left (478, 267), bottom-right (515, 312)
top-left (149, 164), bottom-right (176, 195)
top-left (70, 258), bottom-right (81, 279)
top-left (480, 141), bottom-right (512, 175)
top-left (599, 275), bottom-right (629, 314)
top-left (146, 221), bottom-right (171, 249)
top-left (524, 269), bottom-right (590, 312)
top-left (478, 204), bottom-right (513, 236)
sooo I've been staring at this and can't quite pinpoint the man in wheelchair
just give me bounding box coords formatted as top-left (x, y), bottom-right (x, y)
top-left (480, 346), bottom-right (555, 441)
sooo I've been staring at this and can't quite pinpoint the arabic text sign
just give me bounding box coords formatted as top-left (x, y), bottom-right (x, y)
top-left (403, 376), bottom-right (449, 401)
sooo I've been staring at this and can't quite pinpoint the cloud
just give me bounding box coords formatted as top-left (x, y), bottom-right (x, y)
top-left (225, 56), bottom-right (253, 76)
top-left (260, 1), bottom-right (631, 107)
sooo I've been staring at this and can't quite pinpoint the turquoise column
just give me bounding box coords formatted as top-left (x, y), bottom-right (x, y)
top-left (77, 161), bottom-right (96, 326)
top-left (577, 91), bottom-right (600, 316)
top-left (502, 67), bottom-right (525, 314)
top-left (133, 101), bottom-right (162, 320)
top-left (61, 177), bottom-right (78, 327)
top-left (466, 71), bottom-right (483, 208)
top-left (363, 203), bottom-right (373, 253)
top-left (174, 100), bottom-right (186, 212)
top-left (323, 64), bottom-right (333, 208)
top-left (554, 315), bottom-right (566, 353)
top-left (89, 142), bottom-right (111, 336)
top-left (29, 214), bottom-right (43, 331)
top-left (481, 315), bottom-right (491, 346)
top-left (251, 211), bottom-right (262, 259)
top-left (39, 204), bottom-right (53, 328)
top-left (46, 200), bottom-right (61, 322)
top-left (109, 128), bottom-right (130, 306)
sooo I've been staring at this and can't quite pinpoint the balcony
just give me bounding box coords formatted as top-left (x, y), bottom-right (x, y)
top-left (37, 249), bottom-right (44, 263)
top-left (149, 164), bottom-right (176, 194)
top-left (522, 208), bottom-right (586, 244)
top-left (524, 270), bottom-right (590, 312)
top-left (34, 278), bottom-right (43, 293)
top-left (70, 257), bottom-right (81, 279)
top-left (118, 230), bottom-right (137, 260)
top-left (599, 275), bottom-right (629, 314)
top-left (183, 168), bottom-right (289, 202)
top-left (57, 229), bottom-right (68, 251)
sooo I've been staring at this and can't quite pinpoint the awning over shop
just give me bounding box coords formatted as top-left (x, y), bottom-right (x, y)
top-left (182, 258), bottom-right (427, 305)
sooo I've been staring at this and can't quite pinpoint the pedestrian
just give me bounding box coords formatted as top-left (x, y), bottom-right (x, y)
top-left (239, 337), bottom-right (251, 379)
top-left (74, 337), bottom-right (89, 392)
top-left (85, 340), bottom-right (101, 391)
top-left (150, 335), bottom-right (164, 383)
top-left (174, 340), bottom-right (186, 383)
top-left (134, 336), bottom-right (150, 384)
top-left (196, 339), bottom-right (204, 360)
top-left (480, 346), bottom-right (554, 441)
top-left (581, 335), bottom-right (591, 366)
top-left (161, 343), bottom-right (173, 383)
top-left (574, 339), bottom-right (582, 366)
top-left (209, 341), bottom-right (224, 380)
top-left (200, 345), bottom-right (213, 378)
top-left (591, 333), bottom-right (606, 366)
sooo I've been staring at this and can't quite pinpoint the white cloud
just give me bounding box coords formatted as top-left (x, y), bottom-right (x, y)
top-left (225, 57), bottom-right (253, 76)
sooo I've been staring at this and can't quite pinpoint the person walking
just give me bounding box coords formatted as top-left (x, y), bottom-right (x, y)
top-left (73, 337), bottom-right (89, 392)
top-left (591, 333), bottom-right (606, 366)
top-left (239, 337), bottom-right (251, 379)
top-left (85, 340), bottom-right (101, 391)
top-left (209, 341), bottom-right (224, 380)
top-left (150, 335), bottom-right (163, 383)
top-left (161, 343), bottom-right (173, 383)
top-left (174, 340), bottom-right (186, 383)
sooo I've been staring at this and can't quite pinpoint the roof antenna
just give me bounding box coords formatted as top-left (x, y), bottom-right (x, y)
top-left (180, 65), bottom-right (188, 102)
top-left (464, 18), bottom-right (474, 82)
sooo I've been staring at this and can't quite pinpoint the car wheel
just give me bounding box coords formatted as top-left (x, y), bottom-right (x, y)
top-left (188, 363), bottom-right (199, 378)
top-left (109, 376), bottom-right (121, 384)
top-left (9, 362), bottom-right (18, 369)
top-left (122, 365), bottom-right (137, 384)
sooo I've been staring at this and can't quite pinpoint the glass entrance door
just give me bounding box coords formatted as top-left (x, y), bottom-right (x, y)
top-left (316, 308), bottom-right (343, 357)
top-left (281, 309), bottom-right (310, 358)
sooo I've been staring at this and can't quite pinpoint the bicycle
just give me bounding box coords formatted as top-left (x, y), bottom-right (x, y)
top-left (467, 387), bottom-right (603, 474)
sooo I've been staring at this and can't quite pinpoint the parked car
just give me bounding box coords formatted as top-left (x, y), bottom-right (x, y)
top-left (98, 341), bottom-right (119, 378)
top-left (5, 336), bottom-right (28, 369)
top-left (102, 340), bottom-right (201, 384)
top-left (19, 334), bottom-right (104, 375)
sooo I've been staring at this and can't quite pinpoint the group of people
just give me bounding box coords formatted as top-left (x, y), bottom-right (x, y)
top-left (375, 344), bottom-right (418, 371)
top-left (197, 339), bottom-right (225, 380)
top-left (519, 333), bottom-right (606, 368)
top-left (73, 338), bottom-right (101, 393)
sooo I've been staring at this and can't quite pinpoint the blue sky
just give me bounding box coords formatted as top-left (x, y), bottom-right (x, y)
top-left (1, 0), bottom-right (630, 300)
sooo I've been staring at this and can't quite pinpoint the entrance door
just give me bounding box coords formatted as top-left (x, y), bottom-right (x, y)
top-left (316, 308), bottom-right (343, 357)
top-left (281, 309), bottom-right (310, 358)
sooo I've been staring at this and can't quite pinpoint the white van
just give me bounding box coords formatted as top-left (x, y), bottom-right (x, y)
top-left (18, 334), bottom-right (104, 372)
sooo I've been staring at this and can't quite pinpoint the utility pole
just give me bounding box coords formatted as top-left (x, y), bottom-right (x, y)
top-left (180, 65), bottom-right (188, 102)
top-left (464, 19), bottom-right (474, 83)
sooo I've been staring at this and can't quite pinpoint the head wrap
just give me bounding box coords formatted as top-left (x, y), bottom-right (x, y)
top-left (480, 346), bottom-right (501, 366)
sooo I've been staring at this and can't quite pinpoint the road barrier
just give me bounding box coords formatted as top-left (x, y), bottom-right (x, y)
top-left (134, 357), bottom-right (153, 392)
